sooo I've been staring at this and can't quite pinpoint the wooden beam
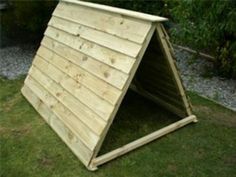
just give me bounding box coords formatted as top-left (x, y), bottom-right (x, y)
top-left (62, 0), bottom-right (168, 22)
top-left (173, 44), bottom-right (215, 61)
top-left (91, 115), bottom-right (197, 167)
top-left (156, 24), bottom-right (193, 116)
top-left (87, 24), bottom-right (157, 170)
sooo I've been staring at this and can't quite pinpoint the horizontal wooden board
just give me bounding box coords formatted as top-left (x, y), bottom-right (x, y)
top-left (48, 16), bottom-right (142, 58)
top-left (54, 1), bottom-right (153, 44)
top-left (36, 46), bottom-right (121, 105)
top-left (32, 56), bottom-right (114, 121)
top-left (39, 39), bottom-right (129, 90)
top-left (24, 75), bottom-right (100, 150)
top-left (29, 64), bottom-right (106, 136)
top-left (62, 0), bottom-right (168, 23)
top-left (41, 36), bottom-right (135, 75)
top-left (138, 79), bottom-right (181, 99)
top-left (21, 85), bottom-right (93, 165)
top-left (44, 27), bottom-right (136, 77)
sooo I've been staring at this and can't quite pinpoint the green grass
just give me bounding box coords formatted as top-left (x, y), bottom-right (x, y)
top-left (1, 76), bottom-right (236, 177)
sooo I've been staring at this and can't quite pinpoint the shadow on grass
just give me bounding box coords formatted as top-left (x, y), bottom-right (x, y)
top-left (99, 89), bottom-right (180, 155)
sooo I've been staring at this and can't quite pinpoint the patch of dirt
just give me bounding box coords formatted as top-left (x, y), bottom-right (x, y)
top-left (2, 92), bottom-right (22, 112)
top-left (194, 105), bottom-right (236, 127)
top-left (11, 126), bottom-right (31, 137)
top-left (224, 154), bottom-right (236, 166)
top-left (38, 156), bottom-right (54, 168)
top-left (167, 164), bottom-right (177, 173)
top-left (0, 126), bottom-right (9, 134)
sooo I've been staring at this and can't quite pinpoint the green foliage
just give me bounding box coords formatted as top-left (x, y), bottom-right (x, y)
top-left (1, 0), bottom-right (58, 42)
top-left (87, 0), bottom-right (178, 18)
top-left (171, 0), bottom-right (236, 79)
top-left (2, 0), bottom-right (236, 78)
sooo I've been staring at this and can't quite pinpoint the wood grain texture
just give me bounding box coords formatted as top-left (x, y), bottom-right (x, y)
top-left (22, 85), bottom-right (93, 165)
top-left (61, 0), bottom-right (168, 23)
top-left (48, 16), bottom-right (142, 57)
top-left (21, 0), bottom-right (194, 170)
top-left (54, 1), bottom-right (155, 44)
top-left (32, 56), bottom-right (114, 122)
top-left (44, 27), bottom-right (136, 76)
top-left (24, 75), bottom-right (99, 150)
top-left (155, 24), bottom-right (192, 116)
top-left (88, 25), bottom-right (157, 170)
top-left (29, 64), bottom-right (107, 135)
top-left (39, 39), bottom-right (129, 90)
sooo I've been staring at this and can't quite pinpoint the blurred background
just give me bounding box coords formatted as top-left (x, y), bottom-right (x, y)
top-left (0, 0), bottom-right (235, 110)
top-left (1, 0), bottom-right (235, 79)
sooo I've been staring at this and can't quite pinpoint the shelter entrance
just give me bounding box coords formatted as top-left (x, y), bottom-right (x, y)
top-left (21, 0), bottom-right (197, 171)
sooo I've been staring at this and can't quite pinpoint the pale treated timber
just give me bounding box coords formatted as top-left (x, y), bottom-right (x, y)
top-left (156, 24), bottom-right (192, 116)
top-left (48, 16), bottom-right (142, 58)
top-left (24, 75), bottom-right (100, 150)
top-left (43, 28), bottom-right (136, 76)
top-left (54, 1), bottom-right (153, 44)
top-left (32, 57), bottom-right (114, 122)
top-left (21, 85), bottom-right (93, 166)
top-left (62, 0), bottom-right (167, 23)
top-left (87, 25), bottom-right (156, 170)
top-left (38, 40), bottom-right (129, 90)
top-left (35, 49), bottom-right (121, 106)
top-left (91, 115), bottom-right (197, 167)
top-left (29, 65), bottom-right (107, 136)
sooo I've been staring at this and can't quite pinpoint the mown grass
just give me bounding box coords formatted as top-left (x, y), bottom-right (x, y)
top-left (0, 76), bottom-right (236, 177)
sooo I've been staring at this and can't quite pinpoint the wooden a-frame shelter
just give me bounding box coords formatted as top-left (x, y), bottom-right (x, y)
top-left (21, 0), bottom-right (197, 170)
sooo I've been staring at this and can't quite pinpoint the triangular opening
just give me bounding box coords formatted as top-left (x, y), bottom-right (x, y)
top-left (98, 30), bottom-right (187, 155)
top-left (133, 30), bottom-right (189, 116)
top-left (98, 89), bottom-right (180, 155)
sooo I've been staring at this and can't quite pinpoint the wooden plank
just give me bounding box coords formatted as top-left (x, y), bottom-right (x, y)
top-left (48, 16), bottom-right (142, 58)
top-left (139, 65), bottom-right (171, 79)
top-left (39, 39), bottom-right (129, 90)
top-left (88, 25), bottom-right (156, 169)
top-left (24, 75), bottom-right (100, 150)
top-left (156, 24), bottom-right (192, 116)
top-left (54, 1), bottom-right (156, 44)
top-left (21, 85), bottom-right (93, 165)
top-left (29, 64), bottom-right (106, 135)
top-left (174, 44), bottom-right (215, 61)
top-left (136, 79), bottom-right (182, 101)
top-left (35, 47), bottom-right (121, 106)
top-left (43, 27), bottom-right (134, 78)
top-left (41, 36), bottom-right (135, 75)
top-left (31, 58), bottom-right (113, 123)
top-left (136, 70), bottom-right (177, 92)
top-left (61, 0), bottom-right (167, 23)
top-left (132, 79), bottom-right (186, 111)
top-left (92, 115), bottom-right (197, 167)
top-left (129, 84), bottom-right (187, 117)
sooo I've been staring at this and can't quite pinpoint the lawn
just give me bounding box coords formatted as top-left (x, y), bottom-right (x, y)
top-left (1, 76), bottom-right (236, 177)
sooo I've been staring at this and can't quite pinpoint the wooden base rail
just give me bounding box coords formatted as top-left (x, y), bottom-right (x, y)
top-left (89, 115), bottom-right (197, 169)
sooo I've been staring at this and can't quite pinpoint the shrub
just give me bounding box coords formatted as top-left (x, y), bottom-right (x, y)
top-left (170, 0), bottom-right (236, 79)
top-left (1, 0), bottom-right (58, 43)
